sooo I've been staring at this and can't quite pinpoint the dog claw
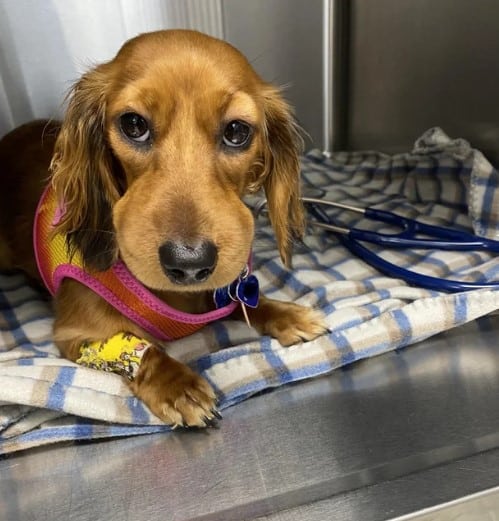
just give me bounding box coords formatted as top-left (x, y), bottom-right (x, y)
top-left (211, 408), bottom-right (223, 420)
top-left (202, 415), bottom-right (220, 429)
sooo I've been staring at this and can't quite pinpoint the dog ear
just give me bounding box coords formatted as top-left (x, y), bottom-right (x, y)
top-left (259, 86), bottom-right (305, 267)
top-left (50, 65), bottom-right (122, 271)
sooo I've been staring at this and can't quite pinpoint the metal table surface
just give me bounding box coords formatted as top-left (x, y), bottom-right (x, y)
top-left (0, 315), bottom-right (498, 521)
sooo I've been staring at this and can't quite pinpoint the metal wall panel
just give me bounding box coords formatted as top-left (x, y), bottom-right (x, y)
top-left (222, 0), bottom-right (324, 148)
top-left (222, 1), bottom-right (499, 161)
top-left (347, 0), bottom-right (499, 164)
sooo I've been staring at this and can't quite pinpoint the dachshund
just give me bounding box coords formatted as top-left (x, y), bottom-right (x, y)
top-left (0, 30), bottom-right (326, 428)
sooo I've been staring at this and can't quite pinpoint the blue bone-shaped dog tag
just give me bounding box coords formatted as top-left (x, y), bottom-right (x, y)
top-left (214, 270), bottom-right (259, 309)
top-left (233, 274), bottom-right (259, 308)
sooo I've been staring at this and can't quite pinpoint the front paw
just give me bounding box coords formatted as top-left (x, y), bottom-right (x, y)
top-left (247, 298), bottom-right (328, 346)
top-left (130, 346), bottom-right (219, 428)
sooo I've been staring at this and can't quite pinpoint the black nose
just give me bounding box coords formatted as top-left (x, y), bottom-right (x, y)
top-left (158, 240), bottom-right (218, 285)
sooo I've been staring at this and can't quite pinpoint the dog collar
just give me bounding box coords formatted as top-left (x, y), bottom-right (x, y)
top-left (33, 185), bottom-right (258, 341)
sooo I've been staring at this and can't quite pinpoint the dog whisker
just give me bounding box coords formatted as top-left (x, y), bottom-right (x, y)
top-left (76, 229), bottom-right (116, 236)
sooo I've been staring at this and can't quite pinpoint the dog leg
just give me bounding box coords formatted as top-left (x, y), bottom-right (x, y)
top-left (54, 280), bottom-right (218, 427)
top-left (240, 296), bottom-right (328, 346)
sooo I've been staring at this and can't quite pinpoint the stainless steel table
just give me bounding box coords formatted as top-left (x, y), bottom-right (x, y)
top-left (1, 316), bottom-right (498, 521)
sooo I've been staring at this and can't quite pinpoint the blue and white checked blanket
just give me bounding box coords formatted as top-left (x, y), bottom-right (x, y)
top-left (1, 128), bottom-right (498, 455)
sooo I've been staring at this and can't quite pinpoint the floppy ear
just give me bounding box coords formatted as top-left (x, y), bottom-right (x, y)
top-left (50, 65), bottom-right (122, 271)
top-left (260, 86), bottom-right (305, 267)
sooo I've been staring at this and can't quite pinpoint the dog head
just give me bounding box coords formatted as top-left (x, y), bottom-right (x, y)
top-left (51, 30), bottom-right (304, 292)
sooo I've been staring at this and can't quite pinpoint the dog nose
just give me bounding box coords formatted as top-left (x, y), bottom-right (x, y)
top-left (158, 240), bottom-right (218, 285)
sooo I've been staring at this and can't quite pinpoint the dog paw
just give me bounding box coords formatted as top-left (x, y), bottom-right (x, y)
top-left (266, 304), bottom-right (328, 346)
top-left (247, 298), bottom-right (329, 347)
top-left (130, 347), bottom-right (220, 428)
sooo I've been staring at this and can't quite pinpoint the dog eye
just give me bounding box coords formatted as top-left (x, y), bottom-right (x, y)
top-left (223, 120), bottom-right (252, 148)
top-left (120, 112), bottom-right (151, 143)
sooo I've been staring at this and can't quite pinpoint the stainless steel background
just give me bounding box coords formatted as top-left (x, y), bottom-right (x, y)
top-left (345, 0), bottom-right (499, 164)
top-left (224, 0), bottom-right (499, 165)
top-left (222, 0), bottom-right (324, 148)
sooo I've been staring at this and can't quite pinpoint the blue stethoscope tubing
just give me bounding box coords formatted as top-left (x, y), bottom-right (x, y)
top-left (301, 197), bottom-right (499, 293)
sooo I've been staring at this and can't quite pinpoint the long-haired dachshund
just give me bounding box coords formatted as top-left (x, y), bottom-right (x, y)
top-left (0, 30), bottom-right (326, 427)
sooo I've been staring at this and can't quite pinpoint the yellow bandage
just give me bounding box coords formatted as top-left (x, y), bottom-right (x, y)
top-left (76, 332), bottom-right (152, 380)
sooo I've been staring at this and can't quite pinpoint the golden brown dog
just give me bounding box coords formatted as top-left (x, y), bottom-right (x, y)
top-left (0, 30), bottom-right (326, 427)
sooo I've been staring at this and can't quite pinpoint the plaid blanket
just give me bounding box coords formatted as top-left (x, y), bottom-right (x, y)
top-left (1, 127), bottom-right (498, 455)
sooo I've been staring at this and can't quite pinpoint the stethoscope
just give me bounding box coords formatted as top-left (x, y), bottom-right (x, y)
top-left (253, 193), bottom-right (499, 293)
